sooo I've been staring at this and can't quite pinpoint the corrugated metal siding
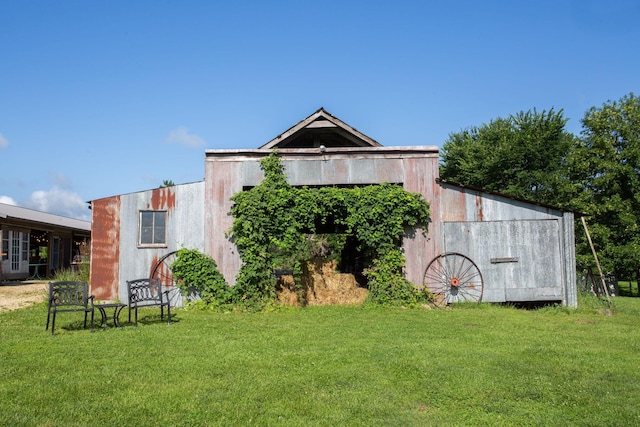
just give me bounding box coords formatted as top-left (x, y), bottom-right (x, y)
top-left (242, 157), bottom-right (405, 187)
top-left (94, 147), bottom-right (576, 306)
top-left (443, 220), bottom-right (564, 302)
top-left (90, 196), bottom-right (121, 300)
top-left (562, 212), bottom-right (577, 306)
top-left (437, 182), bottom-right (576, 305)
top-left (206, 151), bottom-right (440, 288)
top-left (205, 161), bottom-right (244, 285)
top-left (402, 156), bottom-right (441, 287)
top-left (117, 182), bottom-right (205, 302)
top-left (440, 184), bottom-right (563, 222)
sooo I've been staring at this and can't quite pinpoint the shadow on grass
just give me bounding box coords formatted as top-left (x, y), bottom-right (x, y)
top-left (122, 312), bottom-right (179, 327)
top-left (51, 311), bottom-right (179, 334)
top-left (618, 288), bottom-right (639, 298)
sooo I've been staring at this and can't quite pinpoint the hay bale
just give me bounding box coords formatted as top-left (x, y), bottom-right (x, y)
top-left (276, 258), bottom-right (368, 306)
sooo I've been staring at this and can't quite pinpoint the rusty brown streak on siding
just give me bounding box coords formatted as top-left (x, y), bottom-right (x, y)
top-left (90, 196), bottom-right (121, 300)
top-left (402, 157), bottom-right (440, 286)
top-left (149, 187), bottom-right (176, 212)
top-left (149, 254), bottom-right (160, 278)
top-left (204, 160), bottom-right (244, 285)
top-left (475, 194), bottom-right (484, 221)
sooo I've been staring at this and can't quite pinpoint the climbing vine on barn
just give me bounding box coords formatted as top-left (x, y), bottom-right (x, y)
top-left (228, 151), bottom-right (431, 308)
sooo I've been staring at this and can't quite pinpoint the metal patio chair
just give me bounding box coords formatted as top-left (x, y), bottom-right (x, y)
top-left (46, 281), bottom-right (95, 335)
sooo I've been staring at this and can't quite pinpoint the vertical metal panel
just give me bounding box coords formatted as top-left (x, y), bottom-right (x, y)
top-left (443, 220), bottom-right (564, 302)
top-left (171, 183), bottom-right (205, 251)
top-left (205, 161), bottom-right (244, 285)
top-left (403, 156), bottom-right (441, 287)
top-left (90, 196), bottom-right (121, 300)
top-left (562, 212), bottom-right (577, 307)
top-left (439, 183), bottom-right (467, 222)
top-left (289, 159), bottom-right (323, 185)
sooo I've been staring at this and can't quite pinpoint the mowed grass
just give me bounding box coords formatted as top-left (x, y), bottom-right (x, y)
top-left (1, 297), bottom-right (639, 426)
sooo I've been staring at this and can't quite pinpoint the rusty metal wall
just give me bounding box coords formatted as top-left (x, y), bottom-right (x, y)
top-left (437, 182), bottom-right (576, 306)
top-left (440, 184), bottom-right (564, 222)
top-left (443, 220), bottom-right (564, 302)
top-left (90, 196), bottom-right (121, 300)
top-left (90, 182), bottom-right (204, 301)
top-left (204, 161), bottom-right (244, 286)
top-left (92, 149), bottom-right (576, 306)
top-left (402, 157), bottom-right (442, 287)
top-left (243, 157), bottom-right (405, 186)
top-left (117, 182), bottom-right (205, 302)
top-left (204, 147), bottom-right (440, 287)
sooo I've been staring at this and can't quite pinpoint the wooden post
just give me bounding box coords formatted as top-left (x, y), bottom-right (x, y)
top-left (581, 217), bottom-right (612, 305)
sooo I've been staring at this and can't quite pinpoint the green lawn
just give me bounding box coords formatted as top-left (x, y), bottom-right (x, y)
top-left (1, 297), bottom-right (639, 426)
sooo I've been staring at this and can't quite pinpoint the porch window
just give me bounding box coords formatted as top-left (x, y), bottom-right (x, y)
top-left (139, 211), bottom-right (167, 247)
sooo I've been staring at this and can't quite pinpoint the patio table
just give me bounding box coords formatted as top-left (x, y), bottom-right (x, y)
top-left (95, 303), bottom-right (127, 329)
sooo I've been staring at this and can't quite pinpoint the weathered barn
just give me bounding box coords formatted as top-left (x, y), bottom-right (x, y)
top-left (0, 203), bottom-right (91, 280)
top-left (89, 108), bottom-right (576, 306)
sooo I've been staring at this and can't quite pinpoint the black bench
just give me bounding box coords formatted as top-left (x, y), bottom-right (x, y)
top-left (46, 281), bottom-right (95, 336)
top-left (126, 278), bottom-right (171, 326)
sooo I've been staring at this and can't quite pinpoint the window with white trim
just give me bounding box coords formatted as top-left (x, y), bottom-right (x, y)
top-left (139, 211), bottom-right (167, 246)
top-left (21, 233), bottom-right (29, 262)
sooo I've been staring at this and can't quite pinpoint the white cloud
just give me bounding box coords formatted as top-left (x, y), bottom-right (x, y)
top-left (0, 195), bottom-right (17, 205)
top-left (165, 126), bottom-right (206, 147)
top-left (25, 186), bottom-right (91, 221)
top-left (0, 133), bottom-right (8, 148)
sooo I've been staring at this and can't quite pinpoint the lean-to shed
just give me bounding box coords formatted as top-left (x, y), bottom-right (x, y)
top-left (89, 108), bottom-right (576, 306)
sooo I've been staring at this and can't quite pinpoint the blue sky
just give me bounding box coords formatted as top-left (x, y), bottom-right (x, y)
top-left (1, 0), bottom-right (638, 221)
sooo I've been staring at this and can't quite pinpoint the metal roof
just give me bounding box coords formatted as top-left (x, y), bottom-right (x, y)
top-left (0, 203), bottom-right (91, 232)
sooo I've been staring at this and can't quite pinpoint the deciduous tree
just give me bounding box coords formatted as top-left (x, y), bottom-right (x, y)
top-left (440, 109), bottom-right (578, 207)
top-left (572, 93), bottom-right (640, 277)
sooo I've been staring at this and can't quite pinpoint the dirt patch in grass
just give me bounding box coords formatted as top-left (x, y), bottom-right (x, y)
top-left (0, 281), bottom-right (48, 312)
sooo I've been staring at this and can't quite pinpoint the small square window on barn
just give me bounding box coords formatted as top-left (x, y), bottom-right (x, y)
top-left (139, 211), bottom-right (167, 247)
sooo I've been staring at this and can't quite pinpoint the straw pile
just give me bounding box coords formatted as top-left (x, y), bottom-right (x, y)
top-left (277, 258), bottom-right (368, 306)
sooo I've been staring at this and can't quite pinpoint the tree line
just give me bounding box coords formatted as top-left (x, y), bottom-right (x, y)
top-left (439, 92), bottom-right (640, 281)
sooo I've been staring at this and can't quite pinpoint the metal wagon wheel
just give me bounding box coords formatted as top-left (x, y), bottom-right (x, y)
top-left (150, 251), bottom-right (178, 288)
top-left (423, 252), bottom-right (484, 304)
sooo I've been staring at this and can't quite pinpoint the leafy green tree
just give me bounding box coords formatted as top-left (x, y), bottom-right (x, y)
top-left (571, 93), bottom-right (640, 277)
top-left (440, 109), bottom-right (579, 207)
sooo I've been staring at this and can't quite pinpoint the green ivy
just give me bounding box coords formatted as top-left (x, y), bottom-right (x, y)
top-left (229, 151), bottom-right (431, 308)
top-left (169, 248), bottom-right (230, 307)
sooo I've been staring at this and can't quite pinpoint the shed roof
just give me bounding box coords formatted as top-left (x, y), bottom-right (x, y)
top-left (260, 108), bottom-right (382, 149)
top-left (0, 203), bottom-right (91, 232)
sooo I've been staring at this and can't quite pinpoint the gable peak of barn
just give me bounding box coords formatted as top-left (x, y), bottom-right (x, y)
top-left (259, 107), bottom-right (382, 149)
